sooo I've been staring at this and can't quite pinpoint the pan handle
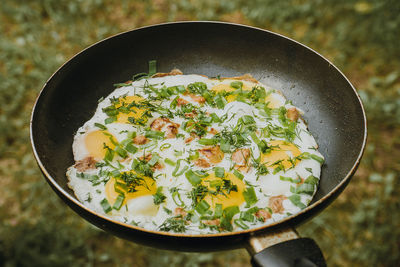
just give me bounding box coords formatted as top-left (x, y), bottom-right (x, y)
top-left (246, 227), bottom-right (326, 267)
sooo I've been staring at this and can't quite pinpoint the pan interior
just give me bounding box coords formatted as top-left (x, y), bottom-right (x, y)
top-left (32, 22), bottom-right (365, 222)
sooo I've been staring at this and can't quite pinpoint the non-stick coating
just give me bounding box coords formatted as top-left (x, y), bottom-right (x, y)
top-left (31, 22), bottom-right (366, 251)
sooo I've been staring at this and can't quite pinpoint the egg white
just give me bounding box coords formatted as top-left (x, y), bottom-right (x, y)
top-left (67, 73), bottom-right (324, 234)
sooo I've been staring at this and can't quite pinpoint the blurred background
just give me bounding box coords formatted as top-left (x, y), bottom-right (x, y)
top-left (1, 0), bottom-right (399, 266)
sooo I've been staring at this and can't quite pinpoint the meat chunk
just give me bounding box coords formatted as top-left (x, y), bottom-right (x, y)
top-left (150, 117), bottom-right (168, 131)
top-left (194, 158), bottom-right (211, 168)
top-left (152, 69), bottom-right (183, 78)
top-left (133, 135), bottom-right (149, 145)
top-left (150, 118), bottom-right (180, 139)
top-left (174, 207), bottom-right (187, 217)
top-left (165, 123), bottom-right (179, 139)
top-left (287, 107), bottom-right (299, 122)
top-left (189, 94), bottom-right (206, 104)
top-left (74, 157), bottom-right (97, 172)
top-left (176, 98), bottom-right (189, 106)
top-left (231, 148), bottom-right (251, 166)
top-left (268, 195), bottom-right (287, 214)
top-left (209, 128), bottom-right (218, 135)
top-left (199, 146), bottom-right (224, 164)
top-left (202, 219), bottom-right (220, 226)
top-left (255, 209), bottom-right (272, 222)
top-left (139, 153), bottom-right (163, 170)
top-left (185, 136), bottom-right (194, 143)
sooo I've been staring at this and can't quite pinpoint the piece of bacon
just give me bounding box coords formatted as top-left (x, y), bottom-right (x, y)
top-left (176, 98), bottom-right (189, 106)
top-left (188, 94), bottom-right (206, 104)
top-left (287, 107), bottom-right (299, 122)
top-left (199, 146), bottom-right (224, 164)
top-left (133, 135), bottom-right (149, 145)
top-left (255, 209), bottom-right (271, 222)
top-left (74, 157), bottom-right (97, 172)
top-left (194, 158), bottom-right (211, 168)
top-left (268, 195), bottom-right (287, 214)
top-left (174, 207), bottom-right (187, 217)
top-left (202, 219), bottom-right (220, 226)
top-left (231, 148), bottom-right (251, 166)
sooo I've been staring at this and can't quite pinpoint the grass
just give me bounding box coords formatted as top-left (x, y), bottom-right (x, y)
top-left (1, 0), bottom-right (399, 266)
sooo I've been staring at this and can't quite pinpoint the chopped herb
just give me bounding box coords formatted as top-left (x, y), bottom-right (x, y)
top-left (288, 194), bottom-right (306, 209)
top-left (233, 169), bottom-right (244, 180)
top-left (153, 187), bottom-right (166, 205)
top-left (243, 187), bottom-right (258, 207)
top-left (113, 194), bottom-right (125, 210)
top-left (213, 167), bottom-right (225, 178)
top-left (311, 154), bottom-right (325, 164)
top-left (304, 175), bottom-right (319, 185)
top-left (100, 198), bottom-right (112, 213)
top-left (280, 176), bottom-right (302, 183)
top-left (145, 130), bottom-right (165, 140)
top-left (148, 60), bottom-right (157, 76)
top-left (94, 123), bottom-right (107, 130)
top-left (185, 170), bottom-right (204, 186)
top-left (159, 216), bottom-right (187, 233)
top-left (195, 200), bottom-right (210, 215)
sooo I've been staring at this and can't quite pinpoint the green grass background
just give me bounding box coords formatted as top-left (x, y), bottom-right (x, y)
top-left (1, 0), bottom-right (399, 266)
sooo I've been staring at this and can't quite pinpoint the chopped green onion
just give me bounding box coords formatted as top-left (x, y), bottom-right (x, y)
top-left (113, 194), bottom-right (125, 210)
top-left (213, 167), bottom-right (225, 178)
top-left (214, 94), bottom-right (226, 109)
top-left (230, 81), bottom-right (243, 89)
top-left (304, 175), bottom-right (319, 185)
top-left (145, 130), bottom-right (165, 140)
top-left (291, 184), bottom-right (315, 195)
top-left (100, 198), bottom-right (112, 213)
top-left (280, 176), bottom-right (302, 183)
top-left (148, 60), bottom-right (157, 76)
top-left (234, 219), bottom-right (249, 229)
top-left (214, 203), bottom-right (223, 218)
top-left (243, 187), bottom-right (258, 207)
top-left (311, 154), bottom-right (324, 164)
top-left (241, 115), bottom-right (255, 125)
top-left (198, 138), bottom-right (216, 145)
top-left (164, 158), bottom-right (176, 166)
top-left (185, 170), bottom-right (203, 185)
top-left (153, 187), bottom-right (166, 205)
top-left (233, 169), bottom-right (244, 180)
top-left (210, 113), bottom-right (220, 122)
top-left (220, 141), bottom-right (231, 152)
top-left (172, 159), bottom-right (188, 177)
top-left (288, 194), bottom-right (306, 209)
top-left (195, 200), bottom-right (210, 215)
top-left (105, 116), bottom-right (117, 124)
top-left (160, 143), bottom-right (171, 151)
top-left (125, 143), bottom-right (138, 154)
top-left (114, 146), bottom-right (127, 158)
top-left (148, 153), bottom-right (160, 166)
top-left (94, 123), bottom-right (107, 130)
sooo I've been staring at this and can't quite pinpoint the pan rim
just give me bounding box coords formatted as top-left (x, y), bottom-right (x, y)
top-left (30, 21), bottom-right (368, 238)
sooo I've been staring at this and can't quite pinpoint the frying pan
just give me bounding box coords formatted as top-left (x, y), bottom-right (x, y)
top-left (30, 21), bottom-right (367, 266)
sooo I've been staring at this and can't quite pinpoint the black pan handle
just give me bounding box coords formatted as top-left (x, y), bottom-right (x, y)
top-left (247, 228), bottom-right (326, 267)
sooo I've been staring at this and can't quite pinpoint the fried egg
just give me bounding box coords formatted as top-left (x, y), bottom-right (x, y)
top-left (66, 70), bottom-right (324, 234)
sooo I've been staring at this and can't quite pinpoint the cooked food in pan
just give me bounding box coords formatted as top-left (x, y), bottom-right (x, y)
top-left (66, 69), bottom-right (324, 234)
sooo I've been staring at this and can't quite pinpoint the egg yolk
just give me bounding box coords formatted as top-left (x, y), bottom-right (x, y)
top-left (84, 130), bottom-right (116, 160)
top-left (116, 95), bottom-right (146, 123)
top-left (261, 140), bottom-right (301, 170)
top-left (265, 94), bottom-right (283, 108)
top-left (211, 81), bottom-right (254, 103)
top-left (105, 172), bottom-right (157, 206)
top-left (202, 172), bottom-right (245, 209)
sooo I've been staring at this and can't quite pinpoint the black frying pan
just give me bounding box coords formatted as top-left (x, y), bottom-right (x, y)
top-left (30, 22), bottom-right (367, 266)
